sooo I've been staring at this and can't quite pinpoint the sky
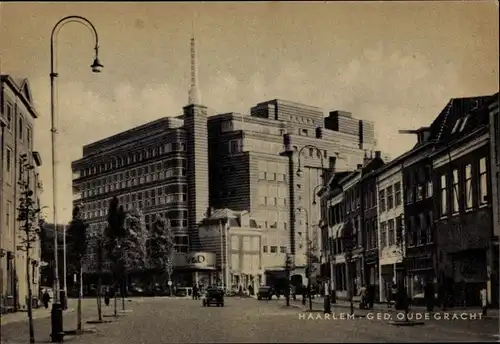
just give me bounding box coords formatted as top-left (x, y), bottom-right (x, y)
top-left (1, 2), bottom-right (498, 223)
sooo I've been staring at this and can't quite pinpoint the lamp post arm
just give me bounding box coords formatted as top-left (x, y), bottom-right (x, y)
top-left (51, 16), bottom-right (101, 75)
top-left (297, 144), bottom-right (325, 173)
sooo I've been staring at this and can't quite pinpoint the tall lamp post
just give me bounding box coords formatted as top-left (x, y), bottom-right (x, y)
top-left (297, 207), bottom-right (312, 311)
top-left (49, 15), bottom-right (103, 342)
top-left (312, 183), bottom-right (333, 313)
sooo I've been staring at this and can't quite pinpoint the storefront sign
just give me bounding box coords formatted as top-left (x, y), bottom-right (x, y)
top-left (174, 252), bottom-right (216, 270)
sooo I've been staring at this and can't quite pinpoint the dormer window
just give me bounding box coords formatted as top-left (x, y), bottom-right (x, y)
top-left (451, 118), bottom-right (462, 134)
top-left (459, 115), bottom-right (469, 132)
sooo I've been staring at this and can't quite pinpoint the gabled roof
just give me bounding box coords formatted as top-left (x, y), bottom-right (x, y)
top-left (1, 75), bottom-right (39, 118)
top-left (428, 95), bottom-right (492, 145)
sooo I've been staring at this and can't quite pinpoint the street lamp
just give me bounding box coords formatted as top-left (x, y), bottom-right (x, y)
top-left (297, 207), bottom-right (313, 312)
top-left (296, 145), bottom-right (325, 178)
top-left (50, 15), bottom-right (103, 342)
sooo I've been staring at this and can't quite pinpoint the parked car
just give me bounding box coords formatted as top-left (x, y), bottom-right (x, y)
top-left (129, 285), bottom-right (145, 296)
top-left (202, 287), bottom-right (224, 307)
top-left (257, 286), bottom-right (280, 300)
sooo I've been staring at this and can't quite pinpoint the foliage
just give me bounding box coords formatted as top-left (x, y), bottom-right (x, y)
top-left (17, 180), bottom-right (42, 250)
top-left (16, 163), bottom-right (40, 344)
top-left (104, 197), bottom-right (126, 277)
top-left (66, 205), bottom-right (89, 274)
top-left (117, 209), bottom-right (147, 271)
top-left (146, 216), bottom-right (174, 274)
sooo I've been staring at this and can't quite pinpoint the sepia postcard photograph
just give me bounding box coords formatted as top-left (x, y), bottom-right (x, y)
top-left (0, 1), bottom-right (499, 343)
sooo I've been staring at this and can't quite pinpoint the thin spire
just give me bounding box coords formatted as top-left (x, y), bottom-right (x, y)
top-left (188, 13), bottom-right (201, 105)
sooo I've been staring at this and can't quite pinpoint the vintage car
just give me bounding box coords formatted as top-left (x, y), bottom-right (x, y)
top-left (257, 286), bottom-right (280, 300)
top-left (202, 287), bottom-right (224, 307)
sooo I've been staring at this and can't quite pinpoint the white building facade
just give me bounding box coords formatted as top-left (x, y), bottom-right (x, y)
top-left (376, 162), bottom-right (405, 302)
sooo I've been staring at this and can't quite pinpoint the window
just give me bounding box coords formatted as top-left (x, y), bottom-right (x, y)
top-left (440, 174), bottom-right (448, 217)
top-left (379, 190), bottom-right (386, 213)
top-left (380, 222), bottom-right (387, 248)
top-left (418, 213), bottom-right (426, 246)
top-left (394, 182), bottom-right (401, 207)
top-left (18, 115), bottom-right (24, 140)
top-left (464, 164), bottom-right (473, 210)
top-left (406, 174), bottom-right (414, 204)
top-left (451, 118), bottom-right (462, 134)
top-left (459, 115), bottom-right (469, 132)
top-left (262, 246), bottom-right (268, 253)
top-left (387, 186), bottom-right (394, 210)
top-left (270, 246), bottom-right (277, 253)
top-left (174, 235), bottom-right (189, 253)
top-left (395, 216), bottom-right (403, 246)
top-left (427, 211), bottom-right (433, 243)
top-left (280, 246), bottom-right (286, 253)
top-left (452, 169), bottom-right (459, 214)
top-left (5, 147), bottom-right (12, 183)
top-left (6, 201), bottom-right (12, 228)
top-left (479, 157), bottom-right (488, 205)
top-left (388, 219), bottom-right (395, 246)
top-left (229, 139), bottom-right (243, 154)
top-left (407, 216), bottom-right (414, 246)
top-left (5, 103), bottom-right (13, 130)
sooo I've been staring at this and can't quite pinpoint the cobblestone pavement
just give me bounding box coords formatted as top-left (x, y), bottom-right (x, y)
top-left (2, 297), bottom-right (498, 343)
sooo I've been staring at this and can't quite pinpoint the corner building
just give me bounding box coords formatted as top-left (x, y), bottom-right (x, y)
top-left (208, 99), bottom-right (377, 286)
top-left (72, 118), bottom-right (194, 283)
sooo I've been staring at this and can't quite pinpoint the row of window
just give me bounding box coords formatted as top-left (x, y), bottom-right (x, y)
top-left (379, 216), bottom-right (402, 248)
top-left (378, 182), bottom-right (402, 213)
top-left (439, 157), bottom-right (488, 217)
top-left (262, 245), bottom-right (287, 253)
top-left (406, 167), bottom-right (433, 204)
top-left (3, 103), bottom-right (33, 148)
top-left (406, 211), bottom-right (434, 247)
top-left (79, 142), bottom-right (186, 177)
top-left (81, 163), bottom-right (187, 199)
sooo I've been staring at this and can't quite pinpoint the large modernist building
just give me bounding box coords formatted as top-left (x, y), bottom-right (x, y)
top-left (0, 75), bottom-right (43, 312)
top-left (207, 102), bottom-right (377, 286)
top-left (72, 36), bottom-right (380, 289)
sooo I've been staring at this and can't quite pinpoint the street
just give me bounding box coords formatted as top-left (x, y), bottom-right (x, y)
top-left (1, 297), bottom-right (498, 343)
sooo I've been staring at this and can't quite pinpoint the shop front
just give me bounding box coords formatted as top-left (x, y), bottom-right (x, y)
top-left (172, 252), bottom-right (217, 288)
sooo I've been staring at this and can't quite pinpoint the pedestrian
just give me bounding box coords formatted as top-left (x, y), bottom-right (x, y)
top-left (193, 284), bottom-right (198, 300)
top-left (391, 283), bottom-right (398, 308)
top-left (104, 287), bottom-right (111, 307)
top-left (42, 289), bottom-right (50, 309)
top-left (480, 284), bottom-right (488, 316)
top-left (424, 281), bottom-right (434, 312)
top-left (248, 284), bottom-right (254, 296)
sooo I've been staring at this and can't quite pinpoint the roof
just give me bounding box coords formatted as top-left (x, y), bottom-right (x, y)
top-left (204, 208), bottom-right (259, 228)
top-left (1, 75), bottom-right (39, 119)
top-left (427, 95), bottom-right (493, 146)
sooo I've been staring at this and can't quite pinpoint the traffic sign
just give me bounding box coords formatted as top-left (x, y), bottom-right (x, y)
top-left (167, 280), bottom-right (172, 286)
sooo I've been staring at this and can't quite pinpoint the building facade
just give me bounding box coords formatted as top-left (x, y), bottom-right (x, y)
top-left (208, 101), bottom-right (376, 285)
top-left (1, 75), bottom-right (43, 312)
top-left (198, 208), bottom-right (262, 292)
top-left (72, 117), bottom-right (190, 274)
top-left (489, 94), bottom-right (499, 301)
top-left (376, 157), bottom-right (405, 302)
top-left (432, 95), bottom-right (498, 307)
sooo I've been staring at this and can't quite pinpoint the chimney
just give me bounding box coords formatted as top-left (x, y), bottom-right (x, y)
top-left (357, 164), bottom-right (363, 169)
top-left (375, 151), bottom-right (381, 159)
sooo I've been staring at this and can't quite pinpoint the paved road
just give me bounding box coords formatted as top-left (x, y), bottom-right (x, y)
top-left (1, 297), bottom-right (498, 343)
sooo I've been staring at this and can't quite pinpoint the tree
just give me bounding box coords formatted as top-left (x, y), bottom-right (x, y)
top-left (104, 196), bottom-right (126, 317)
top-left (17, 163), bottom-right (41, 344)
top-left (146, 216), bottom-right (174, 295)
top-left (117, 209), bottom-right (147, 309)
top-left (66, 206), bottom-right (88, 331)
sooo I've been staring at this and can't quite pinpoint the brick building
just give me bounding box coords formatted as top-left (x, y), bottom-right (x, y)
top-left (432, 95), bottom-right (498, 307)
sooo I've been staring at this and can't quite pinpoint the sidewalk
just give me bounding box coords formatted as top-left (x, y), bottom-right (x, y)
top-left (290, 297), bottom-right (500, 319)
top-left (0, 306), bottom-right (75, 326)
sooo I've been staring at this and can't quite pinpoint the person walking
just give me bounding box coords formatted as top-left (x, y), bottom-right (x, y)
top-left (480, 284), bottom-right (488, 316)
top-left (42, 289), bottom-right (51, 309)
top-left (193, 284), bottom-right (199, 300)
top-left (104, 287), bottom-right (111, 307)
